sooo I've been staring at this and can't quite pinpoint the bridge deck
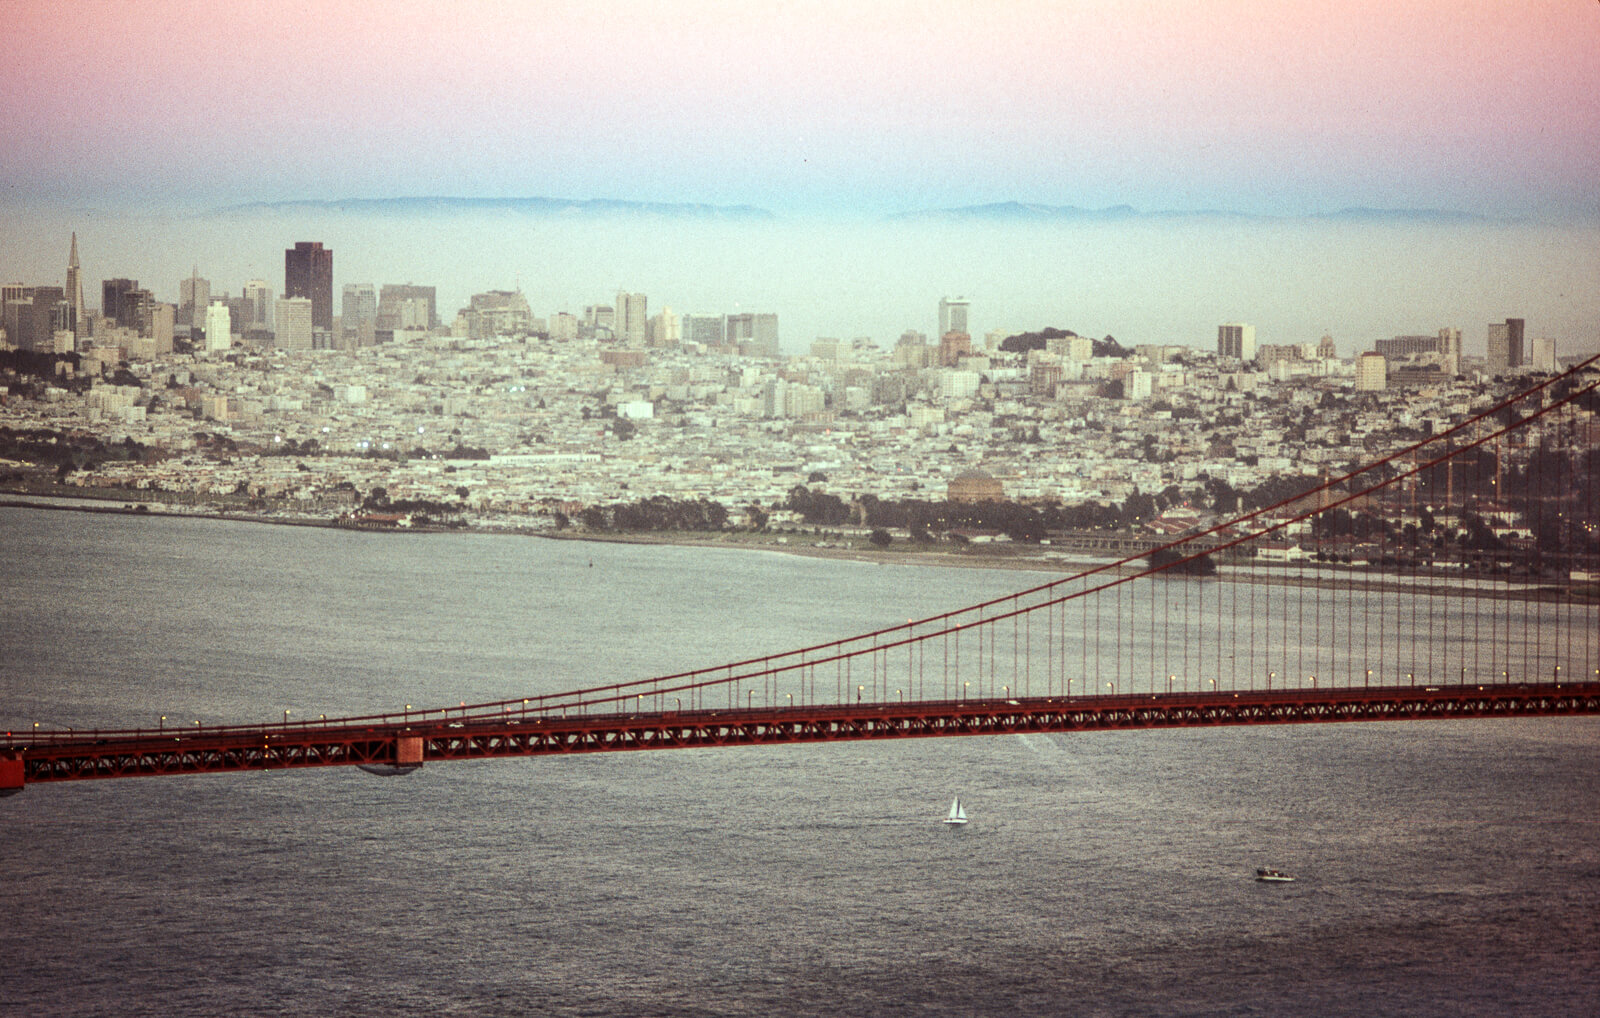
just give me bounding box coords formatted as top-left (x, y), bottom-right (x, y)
top-left (6, 682), bottom-right (1598, 791)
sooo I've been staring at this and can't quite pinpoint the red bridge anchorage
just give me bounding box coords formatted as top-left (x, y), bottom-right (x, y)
top-left (3, 358), bottom-right (1599, 795)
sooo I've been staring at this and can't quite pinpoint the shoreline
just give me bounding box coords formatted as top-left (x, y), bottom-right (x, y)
top-left (3, 491), bottom-right (1592, 600)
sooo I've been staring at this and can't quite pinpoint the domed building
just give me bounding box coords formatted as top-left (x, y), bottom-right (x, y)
top-left (948, 468), bottom-right (1004, 503)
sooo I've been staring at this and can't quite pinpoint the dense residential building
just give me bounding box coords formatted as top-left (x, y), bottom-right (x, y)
top-left (284, 242), bottom-right (333, 330)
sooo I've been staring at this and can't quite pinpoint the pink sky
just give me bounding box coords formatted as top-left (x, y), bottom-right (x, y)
top-left (4, 0), bottom-right (1598, 215)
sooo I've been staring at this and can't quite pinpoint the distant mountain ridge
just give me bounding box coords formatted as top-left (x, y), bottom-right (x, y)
top-left (213, 195), bottom-right (775, 220)
top-left (891, 202), bottom-right (1494, 223)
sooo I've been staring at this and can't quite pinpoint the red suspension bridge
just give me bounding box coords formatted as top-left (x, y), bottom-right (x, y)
top-left (5, 358), bottom-right (1600, 795)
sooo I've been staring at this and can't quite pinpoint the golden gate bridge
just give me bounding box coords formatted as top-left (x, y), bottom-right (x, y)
top-left (5, 356), bottom-right (1599, 796)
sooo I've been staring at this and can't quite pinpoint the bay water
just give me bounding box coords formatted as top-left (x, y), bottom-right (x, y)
top-left (2, 507), bottom-right (1597, 1016)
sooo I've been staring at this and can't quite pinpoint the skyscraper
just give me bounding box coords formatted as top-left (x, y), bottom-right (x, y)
top-left (284, 242), bottom-right (333, 330)
top-left (1486, 318), bottom-right (1524, 372)
top-left (180, 269), bottom-right (210, 330)
top-left (751, 312), bottom-right (779, 358)
top-left (242, 280), bottom-right (274, 333)
top-left (64, 234), bottom-right (83, 337)
top-left (377, 283), bottom-right (436, 330)
top-left (274, 296), bottom-right (313, 350)
top-left (938, 297), bottom-right (969, 339)
top-left (681, 313), bottom-right (725, 349)
top-left (342, 283), bottom-right (376, 344)
top-left (1218, 323), bottom-right (1257, 361)
top-left (102, 278), bottom-right (139, 328)
top-left (615, 291), bottom-right (648, 346)
top-left (204, 302), bottom-right (233, 352)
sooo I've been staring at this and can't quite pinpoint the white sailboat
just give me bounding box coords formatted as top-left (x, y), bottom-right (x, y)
top-left (943, 795), bottom-right (968, 825)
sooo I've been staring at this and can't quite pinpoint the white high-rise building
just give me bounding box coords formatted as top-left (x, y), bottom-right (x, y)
top-left (1218, 323), bottom-right (1257, 361)
top-left (203, 301), bottom-right (233, 352)
top-left (647, 306), bottom-right (680, 347)
top-left (274, 296), bottom-right (313, 350)
top-left (1356, 352), bottom-right (1387, 391)
top-left (1531, 336), bottom-right (1558, 372)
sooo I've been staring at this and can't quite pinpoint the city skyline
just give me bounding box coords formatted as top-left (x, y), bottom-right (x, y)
top-left (2, 1), bottom-right (1598, 221)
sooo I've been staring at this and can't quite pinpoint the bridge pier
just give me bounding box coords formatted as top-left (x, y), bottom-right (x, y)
top-left (0, 754), bottom-right (24, 796)
top-left (397, 736), bottom-right (424, 767)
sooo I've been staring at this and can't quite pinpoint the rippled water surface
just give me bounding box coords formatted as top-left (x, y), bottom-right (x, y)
top-left (3, 508), bottom-right (1597, 1016)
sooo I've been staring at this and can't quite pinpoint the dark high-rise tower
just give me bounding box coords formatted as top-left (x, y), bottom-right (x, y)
top-left (284, 241), bottom-right (333, 331)
top-left (102, 278), bottom-right (138, 328)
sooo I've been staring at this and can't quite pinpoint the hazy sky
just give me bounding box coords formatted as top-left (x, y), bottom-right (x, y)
top-left (5, 0), bottom-right (1598, 218)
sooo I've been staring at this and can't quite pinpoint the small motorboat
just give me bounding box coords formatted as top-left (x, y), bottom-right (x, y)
top-left (1255, 867), bottom-right (1295, 883)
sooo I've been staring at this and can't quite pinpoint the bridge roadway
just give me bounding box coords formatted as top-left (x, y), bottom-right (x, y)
top-left (5, 682), bottom-right (1599, 794)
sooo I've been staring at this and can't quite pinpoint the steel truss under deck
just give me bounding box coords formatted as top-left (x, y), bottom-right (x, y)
top-left (6, 682), bottom-right (1598, 792)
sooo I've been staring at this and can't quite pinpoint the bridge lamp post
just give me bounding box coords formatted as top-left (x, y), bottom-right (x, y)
top-left (963, 681), bottom-right (970, 703)
top-left (786, 693), bottom-right (793, 709)
top-left (1552, 665), bottom-right (1560, 685)
top-left (159, 715), bottom-right (166, 732)
top-left (1408, 673), bottom-right (1414, 688)
top-left (283, 710), bottom-right (291, 726)
top-left (1207, 679), bottom-right (1216, 693)
top-left (675, 697), bottom-right (682, 712)
top-left (749, 690), bottom-right (754, 709)
top-left (1365, 669), bottom-right (1372, 687)
top-left (1168, 674), bottom-right (1174, 694)
top-left (1107, 681), bottom-right (1117, 695)
top-left (1308, 675), bottom-right (1316, 688)
top-left (1268, 671), bottom-right (1275, 691)
top-left (857, 685), bottom-right (864, 704)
